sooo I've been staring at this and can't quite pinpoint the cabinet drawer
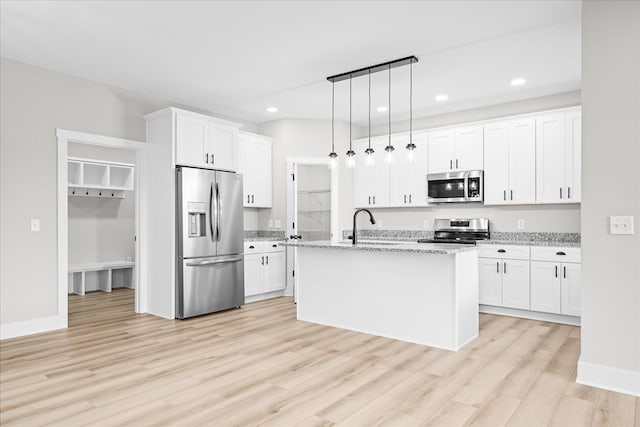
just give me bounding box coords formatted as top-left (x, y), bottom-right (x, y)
top-left (531, 246), bottom-right (581, 263)
top-left (478, 245), bottom-right (530, 260)
top-left (244, 241), bottom-right (283, 254)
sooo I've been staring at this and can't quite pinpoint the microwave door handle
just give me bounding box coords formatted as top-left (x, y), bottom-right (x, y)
top-left (464, 171), bottom-right (470, 201)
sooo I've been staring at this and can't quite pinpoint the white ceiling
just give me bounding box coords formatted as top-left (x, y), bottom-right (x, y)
top-left (0, 1), bottom-right (581, 125)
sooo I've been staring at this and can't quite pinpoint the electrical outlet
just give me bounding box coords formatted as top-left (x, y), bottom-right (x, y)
top-left (610, 216), bottom-right (634, 235)
top-left (30, 219), bottom-right (40, 232)
top-left (517, 219), bottom-right (525, 230)
top-left (274, 219), bottom-right (282, 228)
top-left (268, 219), bottom-right (273, 228)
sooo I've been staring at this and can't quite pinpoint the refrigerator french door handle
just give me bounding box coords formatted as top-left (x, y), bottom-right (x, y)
top-left (186, 257), bottom-right (243, 267)
top-left (215, 182), bottom-right (221, 241)
top-left (209, 184), bottom-right (215, 242)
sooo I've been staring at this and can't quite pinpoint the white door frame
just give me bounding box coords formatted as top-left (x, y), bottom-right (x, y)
top-left (285, 157), bottom-right (339, 297)
top-left (56, 129), bottom-right (146, 326)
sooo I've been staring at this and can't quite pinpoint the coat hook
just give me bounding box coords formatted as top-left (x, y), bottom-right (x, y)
top-left (86, 191), bottom-right (89, 195)
top-left (111, 193), bottom-right (114, 197)
top-left (99, 192), bottom-right (102, 196)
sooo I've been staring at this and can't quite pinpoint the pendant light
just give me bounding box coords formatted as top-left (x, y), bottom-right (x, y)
top-left (364, 69), bottom-right (375, 166)
top-left (405, 60), bottom-right (417, 163)
top-left (384, 64), bottom-right (395, 165)
top-left (345, 74), bottom-right (356, 168)
top-left (328, 80), bottom-right (338, 169)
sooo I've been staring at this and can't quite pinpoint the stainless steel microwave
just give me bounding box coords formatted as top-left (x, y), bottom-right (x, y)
top-left (427, 170), bottom-right (484, 203)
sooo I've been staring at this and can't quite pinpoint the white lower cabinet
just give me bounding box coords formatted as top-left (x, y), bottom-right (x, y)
top-left (478, 257), bottom-right (530, 310)
top-left (244, 242), bottom-right (285, 300)
top-left (530, 260), bottom-right (581, 316)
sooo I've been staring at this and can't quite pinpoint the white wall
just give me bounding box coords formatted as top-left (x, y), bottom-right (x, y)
top-left (578, 0), bottom-right (640, 396)
top-left (0, 58), bottom-right (256, 330)
top-left (67, 143), bottom-right (136, 264)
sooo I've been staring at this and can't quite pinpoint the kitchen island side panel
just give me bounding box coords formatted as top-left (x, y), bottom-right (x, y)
top-left (296, 247), bottom-right (478, 351)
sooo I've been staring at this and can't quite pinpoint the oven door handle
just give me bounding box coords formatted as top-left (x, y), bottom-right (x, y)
top-left (463, 171), bottom-right (470, 201)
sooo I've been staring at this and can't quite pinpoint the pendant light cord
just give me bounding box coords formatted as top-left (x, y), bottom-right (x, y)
top-left (388, 64), bottom-right (391, 147)
top-left (331, 81), bottom-right (335, 153)
top-left (368, 69), bottom-right (371, 150)
top-left (410, 61), bottom-right (413, 145)
top-left (349, 75), bottom-right (352, 148)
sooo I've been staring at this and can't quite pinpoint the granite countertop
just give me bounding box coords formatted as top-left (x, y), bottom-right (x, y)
top-left (244, 237), bottom-right (285, 242)
top-left (280, 240), bottom-right (478, 255)
top-left (479, 240), bottom-right (581, 248)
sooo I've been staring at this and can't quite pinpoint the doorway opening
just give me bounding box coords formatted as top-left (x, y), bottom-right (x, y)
top-left (57, 129), bottom-right (145, 330)
top-left (285, 157), bottom-right (339, 299)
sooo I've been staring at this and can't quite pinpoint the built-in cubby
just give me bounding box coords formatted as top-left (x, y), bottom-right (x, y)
top-left (67, 157), bottom-right (134, 198)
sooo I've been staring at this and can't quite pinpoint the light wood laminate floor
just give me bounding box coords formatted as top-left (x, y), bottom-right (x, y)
top-left (1, 289), bottom-right (638, 426)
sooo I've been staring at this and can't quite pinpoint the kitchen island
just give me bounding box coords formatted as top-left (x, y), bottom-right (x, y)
top-left (282, 240), bottom-right (479, 351)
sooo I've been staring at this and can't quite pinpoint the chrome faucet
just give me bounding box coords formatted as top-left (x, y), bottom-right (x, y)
top-left (351, 208), bottom-right (376, 245)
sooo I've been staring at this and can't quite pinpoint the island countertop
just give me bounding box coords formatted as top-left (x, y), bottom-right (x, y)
top-left (280, 240), bottom-right (477, 255)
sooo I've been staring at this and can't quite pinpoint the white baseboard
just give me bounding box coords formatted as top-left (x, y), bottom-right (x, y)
top-left (577, 359), bottom-right (640, 397)
top-left (0, 315), bottom-right (67, 340)
top-left (245, 290), bottom-right (285, 304)
top-left (479, 305), bottom-right (581, 326)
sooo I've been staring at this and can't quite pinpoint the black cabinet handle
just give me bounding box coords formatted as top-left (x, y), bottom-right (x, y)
top-left (249, 245), bottom-right (255, 249)
top-left (555, 265), bottom-right (558, 278)
top-left (261, 256), bottom-right (264, 265)
top-left (510, 190), bottom-right (513, 200)
top-left (568, 187), bottom-right (571, 199)
top-left (211, 154), bottom-right (215, 164)
top-left (368, 196), bottom-right (371, 205)
top-left (409, 194), bottom-right (412, 203)
top-left (251, 195), bottom-right (254, 203)
top-left (556, 251), bottom-right (566, 256)
top-left (247, 195), bottom-right (250, 203)
top-left (450, 159), bottom-right (453, 170)
top-left (373, 196), bottom-right (376, 205)
top-left (503, 190), bottom-right (506, 201)
top-left (497, 249), bottom-right (506, 253)
top-left (456, 159), bottom-right (459, 169)
top-left (503, 262), bottom-right (507, 273)
top-left (563, 266), bottom-right (566, 279)
top-left (404, 195), bottom-right (407, 204)
top-left (560, 187), bottom-right (563, 199)
top-left (272, 244), bottom-right (277, 248)
top-left (497, 261), bottom-right (499, 273)
top-left (265, 255), bottom-right (269, 265)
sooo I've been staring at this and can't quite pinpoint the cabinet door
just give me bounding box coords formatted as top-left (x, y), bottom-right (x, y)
top-left (353, 139), bottom-right (373, 208)
top-left (479, 258), bottom-right (502, 306)
top-left (207, 124), bottom-right (237, 171)
top-left (371, 137), bottom-right (390, 207)
top-left (427, 130), bottom-right (454, 173)
top-left (502, 259), bottom-right (530, 310)
top-left (389, 134), bottom-right (410, 207)
top-left (564, 110), bottom-right (581, 203)
top-left (238, 135), bottom-right (253, 207)
top-left (530, 261), bottom-right (561, 314)
top-left (509, 118), bottom-right (536, 204)
top-left (536, 113), bottom-right (566, 203)
top-left (251, 138), bottom-right (273, 208)
top-left (483, 122), bottom-right (510, 205)
top-left (454, 125), bottom-right (484, 171)
top-left (244, 254), bottom-right (265, 297)
top-left (264, 251), bottom-right (285, 293)
top-left (561, 263), bottom-right (581, 316)
top-left (176, 114), bottom-right (207, 167)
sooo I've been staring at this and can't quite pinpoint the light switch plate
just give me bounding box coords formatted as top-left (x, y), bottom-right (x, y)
top-left (31, 219), bottom-right (40, 232)
top-left (274, 219), bottom-right (282, 228)
top-left (610, 216), bottom-right (634, 235)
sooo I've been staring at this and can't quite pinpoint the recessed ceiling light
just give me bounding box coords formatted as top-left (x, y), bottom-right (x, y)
top-left (377, 106), bottom-right (388, 112)
top-left (435, 94), bottom-right (448, 102)
top-left (266, 106), bottom-right (278, 113)
top-left (510, 78), bottom-right (526, 86)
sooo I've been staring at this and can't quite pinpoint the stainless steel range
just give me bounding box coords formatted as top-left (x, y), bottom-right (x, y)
top-left (418, 218), bottom-right (490, 245)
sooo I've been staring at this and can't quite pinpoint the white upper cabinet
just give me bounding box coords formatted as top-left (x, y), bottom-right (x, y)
top-left (428, 126), bottom-right (483, 173)
top-left (389, 131), bottom-right (428, 207)
top-left (536, 109), bottom-right (581, 203)
top-left (174, 109), bottom-right (240, 171)
top-left (454, 126), bottom-right (484, 171)
top-left (427, 130), bottom-right (454, 173)
top-left (484, 118), bottom-right (536, 205)
top-left (238, 132), bottom-right (272, 208)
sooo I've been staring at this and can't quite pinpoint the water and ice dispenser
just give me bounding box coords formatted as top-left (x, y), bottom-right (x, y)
top-left (187, 202), bottom-right (207, 237)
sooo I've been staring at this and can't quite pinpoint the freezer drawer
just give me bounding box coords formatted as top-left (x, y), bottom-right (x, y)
top-left (177, 255), bottom-right (244, 319)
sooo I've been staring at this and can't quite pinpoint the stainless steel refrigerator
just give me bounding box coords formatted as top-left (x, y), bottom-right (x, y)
top-left (176, 166), bottom-right (244, 319)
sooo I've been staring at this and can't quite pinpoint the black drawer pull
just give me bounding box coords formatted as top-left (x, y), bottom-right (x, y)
top-left (272, 244), bottom-right (277, 248)
top-left (497, 249), bottom-right (506, 253)
top-left (556, 251), bottom-right (566, 256)
top-left (249, 245), bottom-right (255, 249)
